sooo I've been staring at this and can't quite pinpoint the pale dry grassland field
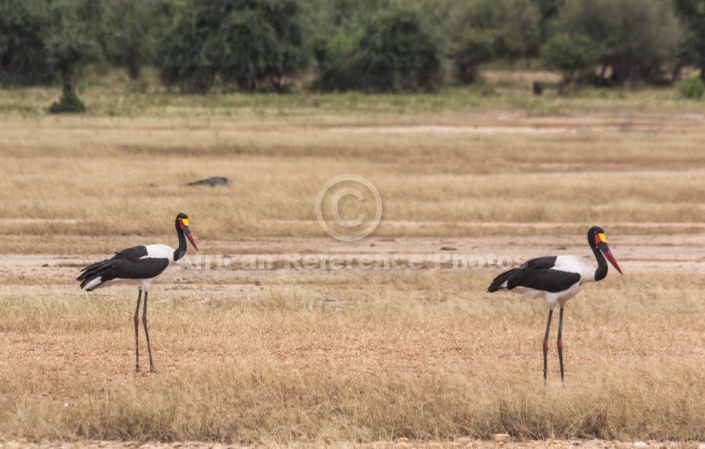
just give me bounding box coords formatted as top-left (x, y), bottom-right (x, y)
top-left (1, 76), bottom-right (705, 447)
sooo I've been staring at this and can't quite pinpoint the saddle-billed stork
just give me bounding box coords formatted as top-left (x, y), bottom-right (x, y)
top-left (487, 226), bottom-right (622, 384)
top-left (77, 213), bottom-right (198, 373)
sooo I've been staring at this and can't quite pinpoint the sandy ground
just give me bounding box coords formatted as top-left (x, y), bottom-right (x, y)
top-left (1, 224), bottom-right (704, 289)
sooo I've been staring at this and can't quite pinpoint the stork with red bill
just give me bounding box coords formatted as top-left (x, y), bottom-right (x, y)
top-left (487, 226), bottom-right (622, 384)
top-left (77, 213), bottom-right (198, 372)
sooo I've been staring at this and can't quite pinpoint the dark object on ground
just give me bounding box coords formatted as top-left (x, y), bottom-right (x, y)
top-left (183, 177), bottom-right (229, 187)
top-left (532, 81), bottom-right (543, 96)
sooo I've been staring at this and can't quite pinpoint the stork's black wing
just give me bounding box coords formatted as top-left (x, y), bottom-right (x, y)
top-left (77, 246), bottom-right (169, 290)
top-left (488, 256), bottom-right (578, 293)
top-left (509, 268), bottom-right (581, 293)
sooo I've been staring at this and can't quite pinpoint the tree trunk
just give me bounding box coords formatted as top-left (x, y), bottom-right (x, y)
top-left (50, 62), bottom-right (85, 113)
top-left (62, 66), bottom-right (75, 99)
top-left (125, 45), bottom-right (142, 80)
top-left (598, 63), bottom-right (609, 84)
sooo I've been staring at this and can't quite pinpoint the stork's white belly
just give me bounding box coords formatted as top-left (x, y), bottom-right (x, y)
top-left (87, 277), bottom-right (156, 291)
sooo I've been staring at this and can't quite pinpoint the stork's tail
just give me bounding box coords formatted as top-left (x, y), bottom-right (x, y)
top-left (487, 268), bottom-right (520, 293)
top-left (76, 259), bottom-right (117, 291)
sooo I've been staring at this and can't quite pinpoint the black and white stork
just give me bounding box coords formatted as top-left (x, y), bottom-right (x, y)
top-left (487, 226), bottom-right (622, 384)
top-left (76, 212), bottom-right (198, 373)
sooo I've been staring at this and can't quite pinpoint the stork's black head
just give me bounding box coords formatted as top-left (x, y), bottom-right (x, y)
top-left (587, 226), bottom-right (622, 275)
top-left (175, 213), bottom-right (198, 251)
top-left (587, 226), bottom-right (605, 246)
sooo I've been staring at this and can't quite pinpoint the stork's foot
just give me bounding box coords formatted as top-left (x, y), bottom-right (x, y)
top-left (148, 366), bottom-right (159, 374)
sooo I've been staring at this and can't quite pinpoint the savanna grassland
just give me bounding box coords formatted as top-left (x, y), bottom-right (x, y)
top-left (1, 72), bottom-right (705, 447)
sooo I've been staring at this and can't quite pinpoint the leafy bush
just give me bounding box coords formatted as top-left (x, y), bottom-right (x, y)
top-left (548, 0), bottom-right (682, 85)
top-left (449, 0), bottom-right (540, 84)
top-left (355, 11), bottom-right (442, 92)
top-left (158, 0), bottom-right (308, 93)
top-left (101, 0), bottom-right (179, 80)
top-left (541, 33), bottom-right (602, 83)
top-left (216, 4), bottom-right (308, 91)
top-left (0, 0), bottom-right (51, 86)
top-left (157, 18), bottom-right (216, 93)
top-left (49, 91), bottom-right (85, 113)
top-left (675, 76), bottom-right (704, 99)
top-left (315, 10), bottom-right (442, 92)
top-left (453, 31), bottom-right (494, 84)
top-left (673, 0), bottom-right (705, 82)
top-left (453, 0), bottom-right (541, 58)
top-left (312, 30), bottom-right (364, 92)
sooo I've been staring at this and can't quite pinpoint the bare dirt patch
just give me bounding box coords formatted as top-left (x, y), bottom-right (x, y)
top-left (4, 223), bottom-right (703, 289)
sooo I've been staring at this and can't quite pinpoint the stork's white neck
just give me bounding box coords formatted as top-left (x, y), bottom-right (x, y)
top-left (553, 255), bottom-right (597, 283)
top-left (143, 244), bottom-right (178, 263)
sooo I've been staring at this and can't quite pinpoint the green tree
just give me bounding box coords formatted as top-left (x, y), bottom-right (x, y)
top-left (158, 16), bottom-right (214, 93)
top-left (355, 10), bottom-right (442, 91)
top-left (102, 0), bottom-right (181, 80)
top-left (315, 9), bottom-right (442, 92)
top-left (450, 0), bottom-right (540, 84)
top-left (158, 0), bottom-right (308, 93)
top-left (541, 33), bottom-right (602, 84)
top-left (304, 0), bottom-right (393, 86)
top-left (46, 0), bottom-right (102, 113)
top-left (673, 0), bottom-right (705, 81)
top-left (301, 0), bottom-right (387, 35)
top-left (453, 31), bottom-right (493, 83)
top-left (549, 0), bottom-right (682, 85)
top-left (311, 29), bottom-right (363, 91)
top-left (0, 0), bottom-right (51, 85)
top-left (531, 0), bottom-right (564, 43)
top-left (455, 0), bottom-right (541, 59)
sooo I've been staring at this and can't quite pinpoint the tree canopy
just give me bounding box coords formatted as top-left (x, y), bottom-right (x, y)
top-left (0, 0), bottom-right (51, 85)
top-left (543, 0), bottom-right (682, 85)
top-left (158, 0), bottom-right (308, 93)
top-left (0, 0), bottom-right (700, 99)
top-left (673, 0), bottom-right (705, 80)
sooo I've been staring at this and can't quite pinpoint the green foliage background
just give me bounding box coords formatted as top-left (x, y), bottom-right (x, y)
top-left (1, 0), bottom-right (704, 97)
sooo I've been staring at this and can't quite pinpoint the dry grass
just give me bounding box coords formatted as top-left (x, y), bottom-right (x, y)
top-left (0, 105), bottom-right (703, 252)
top-left (1, 271), bottom-right (704, 442)
top-left (1, 73), bottom-right (705, 444)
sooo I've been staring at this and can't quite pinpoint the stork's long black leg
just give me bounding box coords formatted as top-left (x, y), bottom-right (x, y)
top-left (543, 309), bottom-right (553, 384)
top-left (134, 290), bottom-right (142, 372)
top-left (557, 306), bottom-right (565, 385)
top-left (142, 291), bottom-right (157, 373)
